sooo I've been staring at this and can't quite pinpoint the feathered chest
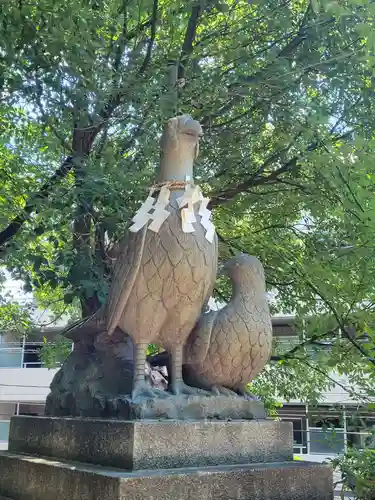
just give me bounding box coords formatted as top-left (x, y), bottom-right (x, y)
top-left (105, 180), bottom-right (218, 338)
top-left (140, 198), bottom-right (215, 273)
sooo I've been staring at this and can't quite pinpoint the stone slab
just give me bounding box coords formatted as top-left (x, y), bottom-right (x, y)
top-left (8, 416), bottom-right (293, 470)
top-left (114, 394), bottom-right (267, 420)
top-left (0, 451), bottom-right (333, 500)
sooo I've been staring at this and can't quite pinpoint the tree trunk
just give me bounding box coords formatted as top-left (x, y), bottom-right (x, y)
top-left (71, 126), bottom-right (103, 318)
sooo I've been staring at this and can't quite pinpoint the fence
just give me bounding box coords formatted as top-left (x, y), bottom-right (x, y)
top-left (0, 342), bottom-right (60, 368)
top-left (284, 422), bottom-right (375, 458)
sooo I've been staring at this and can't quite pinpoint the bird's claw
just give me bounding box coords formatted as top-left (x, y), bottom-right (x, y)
top-left (211, 385), bottom-right (259, 401)
top-left (169, 381), bottom-right (208, 396)
top-left (236, 387), bottom-right (260, 401)
top-left (131, 381), bottom-right (168, 402)
top-left (211, 385), bottom-right (238, 397)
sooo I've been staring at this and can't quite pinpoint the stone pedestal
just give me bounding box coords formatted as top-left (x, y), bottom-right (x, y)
top-left (0, 416), bottom-right (334, 500)
top-left (8, 416), bottom-right (293, 470)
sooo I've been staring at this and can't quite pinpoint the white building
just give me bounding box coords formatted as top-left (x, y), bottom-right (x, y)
top-left (273, 317), bottom-right (375, 462)
top-left (0, 275), bottom-right (66, 449)
top-left (0, 331), bottom-right (61, 449)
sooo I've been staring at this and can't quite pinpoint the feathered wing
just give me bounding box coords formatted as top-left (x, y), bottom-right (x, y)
top-left (106, 225), bottom-right (148, 335)
top-left (184, 230), bottom-right (219, 362)
top-left (184, 309), bottom-right (217, 364)
top-left (201, 231), bottom-right (219, 312)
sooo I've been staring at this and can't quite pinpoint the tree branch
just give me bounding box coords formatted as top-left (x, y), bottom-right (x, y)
top-left (0, 5), bottom-right (159, 264)
top-left (106, 8), bottom-right (153, 63)
top-left (302, 277), bottom-right (375, 367)
top-left (0, 156), bottom-right (77, 252)
top-left (113, 1), bottom-right (128, 73)
top-left (208, 131), bottom-right (353, 208)
top-left (273, 329), bottom-right (339, 361)
top-left (0, 109), bottom-right (110, 254)
top-left (202, 15), bottom-right (336, 128)
top-left (303, 359), bottom-right (368, 400)
top-left (178, 4), bottom-right (201, 80)
top-left (139, 0), bottom-right (158, 74)
top-left (335, 165), bottom-right (365, 214)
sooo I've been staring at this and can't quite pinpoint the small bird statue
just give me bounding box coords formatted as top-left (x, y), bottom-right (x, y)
top-left (65, 115), bottom-right (218, 401)
top-left (182, 253), bottom-right (273, 397)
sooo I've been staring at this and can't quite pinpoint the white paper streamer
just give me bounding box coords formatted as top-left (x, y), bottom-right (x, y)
top-left (181, 203), bottom-right (197, 233)
top-left (129, 196), bottom-right (156, 232)
top-left (128, 180), bottom-right (216, 242)
top-left (148, 185), bottom-right (171, 232)
top-left (199, 197), bottom-right (215, 242)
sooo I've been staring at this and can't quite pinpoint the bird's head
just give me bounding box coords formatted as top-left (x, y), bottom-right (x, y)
top-left (218, 253), bottom-right (266, 287)
top-left (160, 114), bottom-right (203, 162)
top-left (176, 114), bottom-right (203, 139)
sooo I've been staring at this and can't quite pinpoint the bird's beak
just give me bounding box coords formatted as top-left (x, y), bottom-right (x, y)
top-left (183, 128), bottom-right (203, 139)
top-left (181, 117), bottom-right (203, 139)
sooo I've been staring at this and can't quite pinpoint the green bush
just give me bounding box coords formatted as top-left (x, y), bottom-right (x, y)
top-left (332, 447), bottom-right (375, 500)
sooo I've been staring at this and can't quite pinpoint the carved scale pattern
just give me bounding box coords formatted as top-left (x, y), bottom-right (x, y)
top-left (106, 195), bottom-right (218, 352)
top-left (184, 256), bottom-right (273, 391)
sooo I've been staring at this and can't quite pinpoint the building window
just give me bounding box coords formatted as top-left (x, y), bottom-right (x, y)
top-left (0, 341), bottom-right (23, 367)
top-left (309, 413), bottom-right (345, 455)
top-left (277, 405), bottom-right (308, 455)
top-left (17, 404), bottom-right (45, 416)
top-left (22, 341), bottom-right (43, 368)
top-left (346, 414), bottom-right (375, 449)
top-left (283, 417), bottom-right (308, 454)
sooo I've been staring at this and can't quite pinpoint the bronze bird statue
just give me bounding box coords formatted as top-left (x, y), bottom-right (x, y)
top-left (148, 254), bottom-right (272, 397)
top-left (182, 253), bottom-right (273, 397)
top-left (64, 115), bottom-right (218, 400)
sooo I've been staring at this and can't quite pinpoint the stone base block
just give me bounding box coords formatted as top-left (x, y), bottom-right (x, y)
top-left (0, 451), bottom-right (333, 500)
top-left (8, 416), bottom-right (292, 469)
top-left (118, 393), bottom-right (266, 420)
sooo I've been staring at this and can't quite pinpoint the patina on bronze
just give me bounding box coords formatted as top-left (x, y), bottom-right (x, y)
top-left (45, 116), bottom-right (272, 420)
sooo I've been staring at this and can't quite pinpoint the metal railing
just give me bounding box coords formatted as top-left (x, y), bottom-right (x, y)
top-left (0, 342), bottom-right (51, 368)
top-left (293, 445), bottom-right (308, 454)
top-left (0, 405), bottom-right (45, 443)
top-left (285, 427), bottom-right (375, 456)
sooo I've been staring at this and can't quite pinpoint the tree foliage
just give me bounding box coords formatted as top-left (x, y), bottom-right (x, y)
top-left (332, 446), bottom-right (375, 499)
top-left (0, 0), bottom-right (375, 442)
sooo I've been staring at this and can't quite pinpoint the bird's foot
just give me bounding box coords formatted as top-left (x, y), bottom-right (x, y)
top-left (169, 381), bottom-right (208, 396)
top-left (131, 380), bottom-right (168, 403)
top-left (236, 386), bottom-right (260, 401)
top-left (211, 385), bottom-right (238, 398)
